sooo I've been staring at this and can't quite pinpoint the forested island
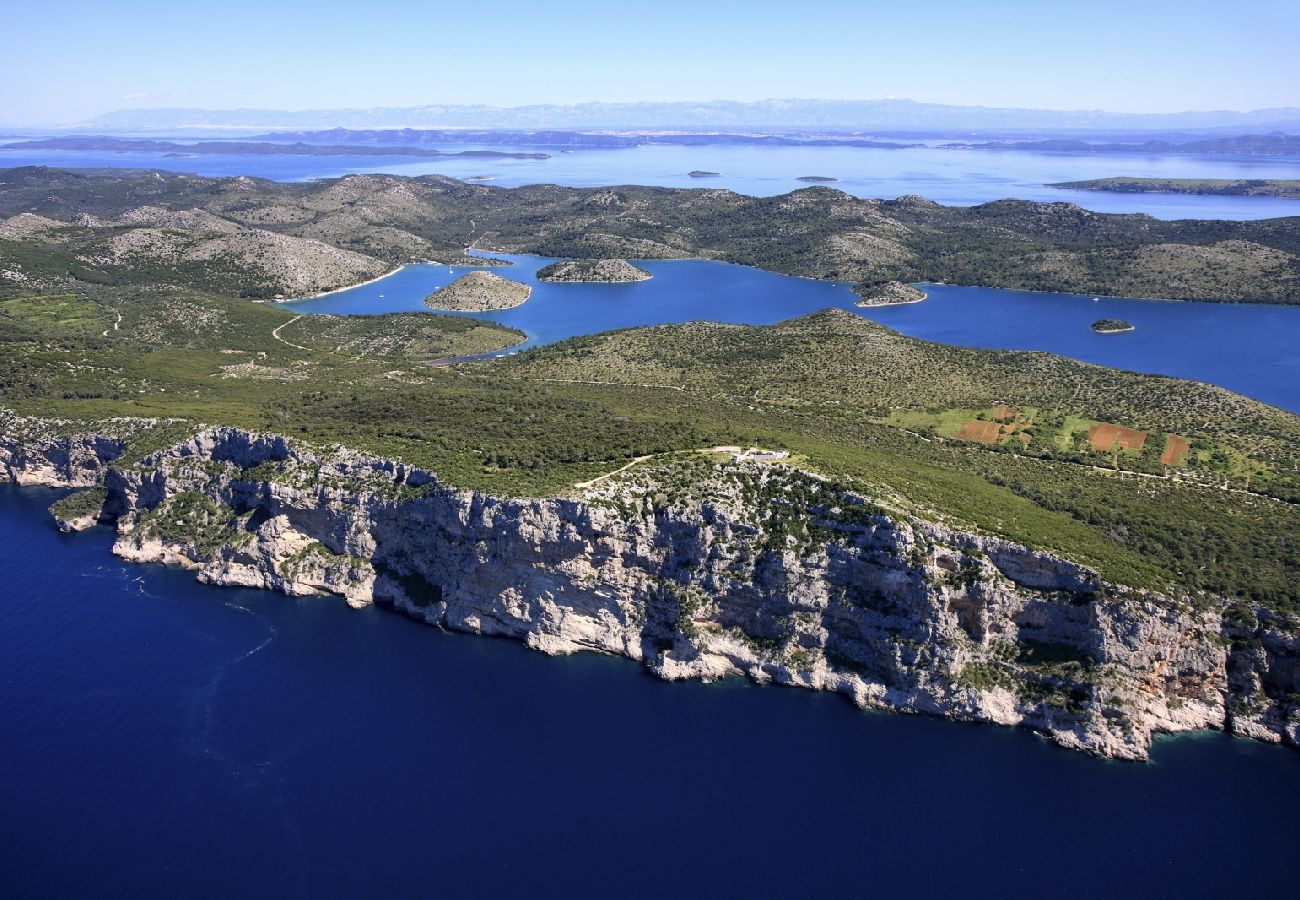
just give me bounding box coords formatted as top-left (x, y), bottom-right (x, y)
top-left (1051, 177), bottom-right (1300, 199)
top-left (536, 259), bottom-right (652, 283)
top-left (1091, 318), bottom-right (1135, 333)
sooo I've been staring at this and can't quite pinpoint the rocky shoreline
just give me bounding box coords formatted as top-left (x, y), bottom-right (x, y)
top-left (2, 411), bottom-right (1297, 761)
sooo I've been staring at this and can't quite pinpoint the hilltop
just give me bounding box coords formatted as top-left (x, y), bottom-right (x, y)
top-left (423, 271), bottom-right (531, 311)
top-left (2, 167), bottom-right (1298, 304)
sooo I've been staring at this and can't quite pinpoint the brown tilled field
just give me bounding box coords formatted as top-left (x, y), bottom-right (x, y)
top-left (1088, 423), bottom-right (1148, 453)
top-left (992, 404), bottom-right (1018, 421)
top-left (958, 421), bottom-right (1003, 444)
top-left (1161, 434), bottom-right (1192, 466)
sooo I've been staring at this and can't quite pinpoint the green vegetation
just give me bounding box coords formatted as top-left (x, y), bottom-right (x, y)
top-left (3, 167), bottom-right (1299, 304)
top-left (2, 168), bottom-right (1299, 615)
top-left (1091, 319), bottom-right (1134, 333)
top-left (49, 486), bottom-right (107, 523)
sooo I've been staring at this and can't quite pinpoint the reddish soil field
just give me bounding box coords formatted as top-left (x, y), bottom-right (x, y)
top-left (1088, 423), bottom-right (1148, 453)
top-left (1161, 434), bottom-right (1191, 466)
top-left (992, 404), bottom-right (1018, 421)
top-left (958, 421), bottom-right (1002, 444)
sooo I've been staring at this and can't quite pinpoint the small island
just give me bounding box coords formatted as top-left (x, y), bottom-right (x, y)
top-left (1091, 318), bottom-right (1135, 334)
top-left (536, 259), bottom-right (652, 283)
top-left (854, 281), bottom-right (928, 307)
top-left (423, 271), bottom-right (531, 311)
top-left (688, 170), bottom-right (721, 177)
top-left (797, 176), bottom-right (839, 183)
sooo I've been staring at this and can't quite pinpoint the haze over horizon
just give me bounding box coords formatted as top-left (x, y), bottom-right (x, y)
top-left (3, 0), bottom-right (1298, 126)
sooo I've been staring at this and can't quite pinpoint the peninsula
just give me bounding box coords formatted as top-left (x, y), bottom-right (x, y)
top-left (1050, 177), bottom-right (1300, 199)
top-left (423, 271), bottom-right (531, 311)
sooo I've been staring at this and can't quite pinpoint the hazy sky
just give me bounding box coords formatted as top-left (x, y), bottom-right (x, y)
top-left (3, 0), bottom-right (1298, 124)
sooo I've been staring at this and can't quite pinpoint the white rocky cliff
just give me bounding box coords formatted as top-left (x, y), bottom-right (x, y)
top-left (3, 415), bottom-right (1297, 760)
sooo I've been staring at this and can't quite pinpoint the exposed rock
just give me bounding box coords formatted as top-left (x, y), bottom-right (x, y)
top-left (423, 271), bottom-right (531, 311)
top-left (4, 415), bottom-right (1295, 761)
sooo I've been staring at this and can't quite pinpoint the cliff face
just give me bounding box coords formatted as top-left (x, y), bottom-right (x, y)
top-left (0, 410), bottom-right (150, 489)
top-left (3, 418), bottom-right (1297, 759)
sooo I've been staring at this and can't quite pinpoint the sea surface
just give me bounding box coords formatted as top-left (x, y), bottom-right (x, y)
top-left (2, 483), bottom-right (1298, 899)
top-left (5, 154), bottom-right (1300, 897)
top-left (3, 141), bottom-right (1300, 219)
top-left (288, 254), bottom-right (1300, 413)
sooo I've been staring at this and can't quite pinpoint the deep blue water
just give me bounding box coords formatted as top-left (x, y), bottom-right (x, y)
top-left (4, 142), bottom-right (1300, 219)
top-left (288, 254), bottom-right (1300, 413)
top-left (2, 483), bottom-right (1298, 899)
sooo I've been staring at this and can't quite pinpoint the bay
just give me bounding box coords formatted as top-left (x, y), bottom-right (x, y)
top-left (289, 254), bottom-right (1300, 413)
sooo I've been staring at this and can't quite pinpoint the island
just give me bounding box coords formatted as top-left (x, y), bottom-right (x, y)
top-left (797, 176), bottom-right (839, 183)
top-left (854, 281), bottom-right (927, 307)
top-left (1092, 318), bottom-right (1135, 333)
top-left (536, 259), bottom-right (652, 283)
top-left (1049, 177), bottom-right (1300, 200)
top-left (423, 271), bottom-right (531, 311)
top-left (2, 166), bottom-right (1300, 762)
top-left (688, 170), bottom-right (721, 177)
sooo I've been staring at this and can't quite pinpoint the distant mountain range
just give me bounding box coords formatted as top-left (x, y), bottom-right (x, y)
top-left (73, 99), bottom-right (1300, 135)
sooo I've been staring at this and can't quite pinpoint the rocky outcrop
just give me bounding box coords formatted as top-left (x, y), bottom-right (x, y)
top-left (5, 419), bottom-right (1294, 761)
top-left (0, 410), bottom-right (155, 487)
top-left (423, 271), bottom-right (531, 311)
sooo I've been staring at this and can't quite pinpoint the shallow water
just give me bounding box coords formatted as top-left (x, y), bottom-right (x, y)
top-left (1, 483), bottom-right (1297, 898)
top-left (288, 254), bottom-right (1300, 413)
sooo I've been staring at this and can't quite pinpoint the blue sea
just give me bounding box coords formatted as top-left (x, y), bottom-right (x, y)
top-left (4, 148), bottom-right (1300, 896)
top-left (2, 484), bottom-right (1298, 898)
top-left (290, 254), bottom-right (1300, 413)
top-left (3, 141), bottom-right (1300, 219)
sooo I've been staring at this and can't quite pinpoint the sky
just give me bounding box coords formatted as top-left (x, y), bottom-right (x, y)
top-left (2, 0), bottom-right (1298, 124)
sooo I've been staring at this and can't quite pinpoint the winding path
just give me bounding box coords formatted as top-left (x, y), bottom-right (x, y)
top-left (271, 315), bottom-right (312, 352)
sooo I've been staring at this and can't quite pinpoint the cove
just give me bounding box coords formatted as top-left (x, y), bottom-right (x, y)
top-left (287, 254), bottom-right (1300, 414)
top-left (1, 483), bottom-right (1298, 898)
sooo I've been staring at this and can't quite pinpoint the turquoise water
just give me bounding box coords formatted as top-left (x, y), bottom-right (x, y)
top-left (288, 254), bottom-right (1300, 413)
top-left (4, 142), bottom-right (1300, 219)
top-left (1, 483), bottom-right (1298, 898)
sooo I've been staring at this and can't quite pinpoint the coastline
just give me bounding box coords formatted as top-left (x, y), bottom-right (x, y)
top-left (856, 288), bottom-right (929, 308)
top-left (3, 416), bottom-right (1296, 762)
top-left (280, 262), bottom-right (413, 303)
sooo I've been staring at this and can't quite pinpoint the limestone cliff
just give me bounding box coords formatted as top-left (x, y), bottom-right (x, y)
top-left (2, 416), bottom-right (1296, 760)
